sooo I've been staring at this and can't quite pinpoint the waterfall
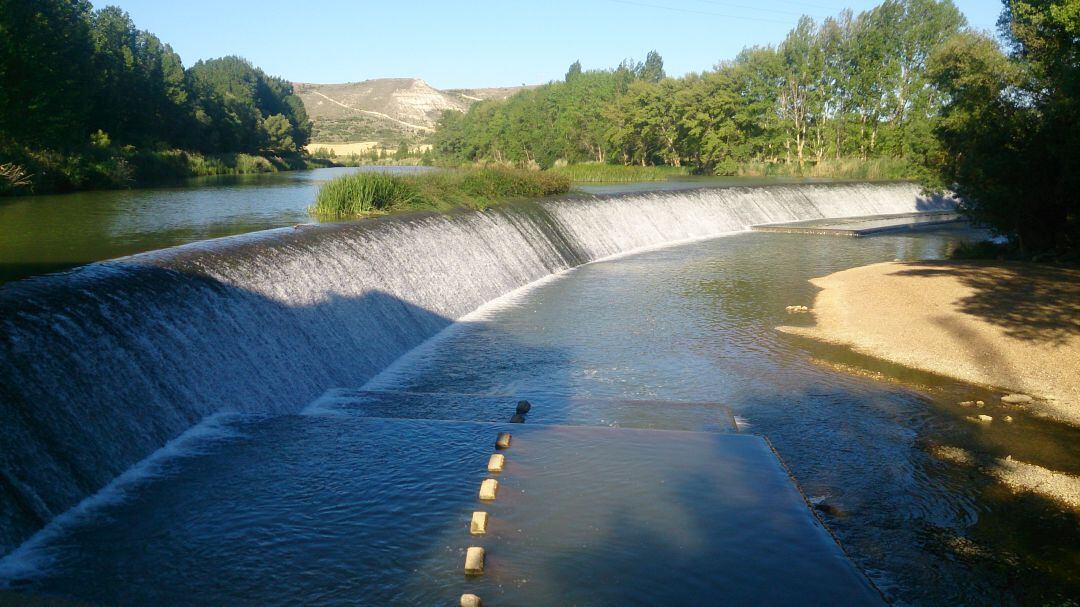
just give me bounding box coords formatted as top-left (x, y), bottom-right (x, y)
top-left (0, 182), bottom-right (950, 554)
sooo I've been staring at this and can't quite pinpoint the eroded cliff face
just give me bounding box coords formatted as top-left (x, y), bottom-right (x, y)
top-left (295, 77), bottom-right (530, 137)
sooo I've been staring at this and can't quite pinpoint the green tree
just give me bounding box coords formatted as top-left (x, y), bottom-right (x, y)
top-left (565, 60), bottom-right (582, 82)
top-left (927, 0), bottom-right (1079, 254)
top-left (0, 0), bottom-right (95, 148)
top-left (186, 56), bottom-right (308, 154)
top-left (642, 50), bottom-right (666, 83)
top-left (263, 113), bottom-right (296, 152)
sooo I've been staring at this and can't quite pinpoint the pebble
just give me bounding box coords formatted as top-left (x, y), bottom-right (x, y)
top-left (977, 414), bottom-right (993, 422)
top-left (1001, 393), bottom-right (1033, 404)
top-left (1004, 415), bottom-right (1014, 423)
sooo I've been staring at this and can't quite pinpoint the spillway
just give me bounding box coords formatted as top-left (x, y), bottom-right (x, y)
top-left (0, 182), bottom-right (951, 554)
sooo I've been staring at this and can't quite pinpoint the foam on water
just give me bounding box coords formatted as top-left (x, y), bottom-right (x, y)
top-left (0, 182), bottom-right (950, 554)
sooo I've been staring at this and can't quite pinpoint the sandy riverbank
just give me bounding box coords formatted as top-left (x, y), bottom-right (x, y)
top-left (778, 260), bottom-right (1080, 426)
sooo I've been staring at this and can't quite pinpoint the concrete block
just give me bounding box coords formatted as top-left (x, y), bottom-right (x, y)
top-left (464, 546), bottom-right (485, 575)
top-left (470, 511), bottom-right (488, 535)
top-left (479, 478), bottom-right (498, 500)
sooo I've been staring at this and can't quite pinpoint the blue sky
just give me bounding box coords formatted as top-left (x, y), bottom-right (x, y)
top-left (109, 0), bottom-right (1002, 89)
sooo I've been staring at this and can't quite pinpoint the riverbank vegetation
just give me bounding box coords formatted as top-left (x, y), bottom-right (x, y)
top-left (733, 157), bottom-right (915, 181)
top-left (549, 163), bottom-right (689, 182)
top-left (309, 168), bottom-right (570, 218)
top-left (0, 1), bottom-right (313, 194)
top-left (432, 1), bottom-right (965, 178)
top-left (923, 0), bottom-right (1079, 258)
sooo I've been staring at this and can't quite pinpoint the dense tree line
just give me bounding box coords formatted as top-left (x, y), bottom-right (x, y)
top-left (433, 0), bottom-right (965, 175)
top-left (926, 0), bottom-right (1079, 255)
top-left (0, 1), bottom-right (310, 163)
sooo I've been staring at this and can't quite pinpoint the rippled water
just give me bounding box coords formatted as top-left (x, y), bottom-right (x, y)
top-left (3, 226), bottom-right (1077, 606)
top-left (366, 227), bottom-right (1080, 605)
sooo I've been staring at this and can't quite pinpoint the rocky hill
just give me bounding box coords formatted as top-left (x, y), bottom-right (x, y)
top-left (295, 78), bottom-right (530, 146)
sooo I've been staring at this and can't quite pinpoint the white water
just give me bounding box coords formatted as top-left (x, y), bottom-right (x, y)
top-left (0, 182), bottom-right (951, 554)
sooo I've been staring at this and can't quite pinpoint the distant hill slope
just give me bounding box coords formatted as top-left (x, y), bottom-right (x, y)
top-left (295, 78), bottom-right (532, 146)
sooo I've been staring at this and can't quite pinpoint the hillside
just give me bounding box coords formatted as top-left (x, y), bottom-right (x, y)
top-left (295, 78), bottom-right (531, 148)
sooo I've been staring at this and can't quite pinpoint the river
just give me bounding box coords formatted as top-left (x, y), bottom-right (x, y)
top-left (0, 166), bottom-right (430, 284)
top-left (0, 182), bottom-right (1076, 605)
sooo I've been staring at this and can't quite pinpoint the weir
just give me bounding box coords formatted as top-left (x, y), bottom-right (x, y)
top-left (0, 182), bottom-right (952, 555)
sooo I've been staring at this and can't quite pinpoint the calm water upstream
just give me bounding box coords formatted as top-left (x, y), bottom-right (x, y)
top-left (2, 225), bottom-right (1076, 605)
top-left (0, 166), bottom-right (430, 284)
top-left (0, 170), bottom-right (845, 286)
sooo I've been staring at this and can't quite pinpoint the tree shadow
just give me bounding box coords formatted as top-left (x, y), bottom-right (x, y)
top-left (889, 260), bottom-right (1080, 344)
top-left (915, 192), bottom-right (956, 212)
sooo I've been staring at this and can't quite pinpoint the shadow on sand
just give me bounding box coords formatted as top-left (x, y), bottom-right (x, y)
top-left (890, 261), bottom-right (1080, 344)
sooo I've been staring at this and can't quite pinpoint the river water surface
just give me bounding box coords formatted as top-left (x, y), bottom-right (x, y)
top-left (2, 223), bottom-right (1077, 606)
top-left (0, 166), bottom-right (431, 284)
top-left (0, 169), bottom-right (844, 285)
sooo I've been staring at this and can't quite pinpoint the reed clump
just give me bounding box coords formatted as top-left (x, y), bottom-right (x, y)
top-left (309, 167), bottom-right (571, 219)
top-left (734, 158), bottom-right (915, 180)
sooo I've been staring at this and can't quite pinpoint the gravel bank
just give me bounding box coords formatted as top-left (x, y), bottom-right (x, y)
top-left (779, 260), bottom-right (1080, 426)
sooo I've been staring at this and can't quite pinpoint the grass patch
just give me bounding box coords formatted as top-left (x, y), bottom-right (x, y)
top-left (550, 163), bottom-right (689, 182)
top-left (309, 167), bottom-right (571, 219)
top-left (733, 157), bottom-right (916, 180)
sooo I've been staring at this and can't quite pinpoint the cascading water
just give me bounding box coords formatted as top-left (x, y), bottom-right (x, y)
top-left (0, 182), bottom-right (951, 555)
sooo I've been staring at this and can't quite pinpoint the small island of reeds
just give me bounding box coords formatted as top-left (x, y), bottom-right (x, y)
top-left (309, 168), bottom-right (571, 219)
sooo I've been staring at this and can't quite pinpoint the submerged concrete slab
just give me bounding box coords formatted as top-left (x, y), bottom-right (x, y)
top-left (751, 211), bottom-right (962, 237)
top-left (457, 423), bottom-right (884, 606)
top-left (10, 412), bottom-right (881, 606)
top-left (311, 390), bottom-right (739, 433)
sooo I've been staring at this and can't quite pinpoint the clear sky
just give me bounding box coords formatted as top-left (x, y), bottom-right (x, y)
top-left (107, 0), bottom-right (1002, 89)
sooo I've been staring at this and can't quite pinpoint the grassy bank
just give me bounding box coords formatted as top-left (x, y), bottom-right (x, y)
top-left (733, 157), bottom-right (916, 180)
top-left (544, 158), bottom-right (915, 183)
top-left (0, 147), bottom-right (336, 195)
top-left (309, 168), bottom-right (570, 218)
top-left (551, 163), bottom-right (689, 182)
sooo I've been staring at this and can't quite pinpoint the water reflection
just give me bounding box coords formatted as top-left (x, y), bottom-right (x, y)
top-left (0, 166), bottom-right (430, 284)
